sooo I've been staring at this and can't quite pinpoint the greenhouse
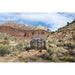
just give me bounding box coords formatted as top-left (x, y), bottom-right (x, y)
top-left (30, 37), bottom-right (46, 49)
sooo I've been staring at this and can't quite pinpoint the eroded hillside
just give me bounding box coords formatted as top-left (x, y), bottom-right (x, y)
top-left (46, 20), bottom-right (75, 48)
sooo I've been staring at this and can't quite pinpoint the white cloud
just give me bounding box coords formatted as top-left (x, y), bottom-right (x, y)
top-left (0, 13), bottom-right (74, 31)
top-left (18, 13), bottom-right (74, 31)
top-left (0, 14), bottom-right (18, 21)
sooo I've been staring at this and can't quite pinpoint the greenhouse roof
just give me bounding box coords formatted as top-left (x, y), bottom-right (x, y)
top-left (31, 37), bottom-right (45, 42)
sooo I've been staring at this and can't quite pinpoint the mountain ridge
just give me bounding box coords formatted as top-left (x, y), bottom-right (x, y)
top-left (0, 21), bottom-right (48, 31)
top-left (0, 21), bottom-right (51, 42)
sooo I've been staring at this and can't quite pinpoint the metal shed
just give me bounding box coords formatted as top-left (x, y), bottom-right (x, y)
top-left (30, 37), bottom-right (46, 49)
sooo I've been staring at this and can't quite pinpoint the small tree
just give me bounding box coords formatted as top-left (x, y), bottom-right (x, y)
top-left (72, 18), bottom-right (75, 23)
top-left (67, 22), bottom-right (69, 26)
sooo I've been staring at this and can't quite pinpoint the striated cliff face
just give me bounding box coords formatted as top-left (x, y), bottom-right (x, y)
top-left (0, 21), bottom-right (51, 42)
top-left (24, 30), bottom-right (51, 42)
top-left (0, 21), bottom-right (48, 31)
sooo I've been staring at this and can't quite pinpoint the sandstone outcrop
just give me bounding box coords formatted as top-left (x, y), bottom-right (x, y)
top-left (37, 25), bottom-right (48, 31)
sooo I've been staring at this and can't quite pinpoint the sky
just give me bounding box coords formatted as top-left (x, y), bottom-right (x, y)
top-left (0, 12), bottom-right (75, 31)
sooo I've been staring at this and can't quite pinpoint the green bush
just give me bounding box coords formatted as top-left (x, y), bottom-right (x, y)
top-left (0, 45), bottom-right (10, 56)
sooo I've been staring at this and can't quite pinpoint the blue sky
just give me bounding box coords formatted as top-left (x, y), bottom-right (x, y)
top-left (0, 12), bottom-right (75, 31)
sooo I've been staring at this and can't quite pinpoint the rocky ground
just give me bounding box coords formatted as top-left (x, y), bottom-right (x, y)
top-left (0, 50), bottom-right (49, 62)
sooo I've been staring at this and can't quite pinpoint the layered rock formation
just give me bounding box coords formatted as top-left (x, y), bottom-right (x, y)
top-left (0, 21), bottom-right (51, 42)
top-left (0, 21), bottom-right (48, 31)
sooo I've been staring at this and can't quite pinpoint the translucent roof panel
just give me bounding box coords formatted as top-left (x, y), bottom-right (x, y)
top-left (34, 37), bottom-right (41, 40)
top-left (31, 37), bottom-right (45, 42)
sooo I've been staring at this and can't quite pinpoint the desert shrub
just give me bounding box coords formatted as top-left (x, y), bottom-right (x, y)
top-left (18, 56), bottom-right (29, 62)
top-left (0, 45), bottom-right (10, 56)
top-left (55, 47), bottom-right (67, 56)
top-left (18, 56), bottom-right (24, 61)
top-left (12, 42), bottom-right (25, 51)
top-left (15, 38), bottom-right (17, 40)
top-left (42, 47), bottom-right (67, 62)
top-left (51, 31), bottom-right (55, 34)
top-left (25, 47), bottom-right (30, 51)
top-left (47, 35), bottom-right (49, 38)
top-left (3, 40), bottom-right (9, 45)
top-left (4, 37), bottom-right (8, 40)
top-left (42, 48), bottom-right (55, 60)
top-left (12, 46), bottom-right (18, 51)
top-left (63, 43), bottom-right (74, 50)
top-left (41, 46), bottom-right (75, 62)
top-left (0, 40), bottom-right (9, 45)
top-left (42, 53), bottom-right (51, 60)
top-left (47, 48), bottom-right (54, 56)
top-left (63, 51), bottom-right (69, 56)
top-left (63, 56), bottom-right (75, 62)
top-left (68, 50), bottom-right (75, 56)
top-left (54, 48), bottom-right (75, 62)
